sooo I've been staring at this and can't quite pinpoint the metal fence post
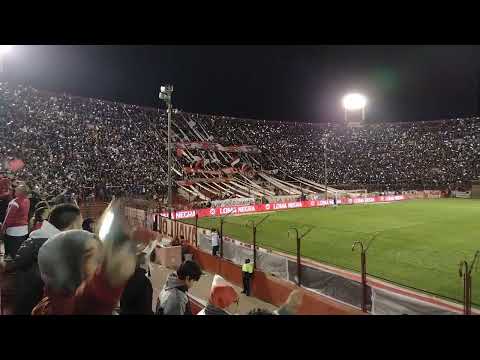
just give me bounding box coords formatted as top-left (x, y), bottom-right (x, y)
top-left (288, 226), bottom-right (312, 287)
top-left (195, 213), bottom-right (198, 248)
top-left (352, 241), bottom-right (368, 313)
top-left (220, 217), bottom-right (224, 258)
top-left (459, 250), bottom-right (479, 316)
top-left (297, 232), bottom-right (301, 286)
top-left (361, 250), bottom-right (367, 313)
top-left (253, 225), bottom-right (257, 270)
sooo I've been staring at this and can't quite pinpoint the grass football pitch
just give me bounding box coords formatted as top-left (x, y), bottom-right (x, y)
top-left (186, 199), bottom-right (480, 305)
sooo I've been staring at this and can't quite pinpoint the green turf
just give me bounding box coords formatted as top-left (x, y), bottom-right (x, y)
top-left (185, 199), bottom-right (480, 304)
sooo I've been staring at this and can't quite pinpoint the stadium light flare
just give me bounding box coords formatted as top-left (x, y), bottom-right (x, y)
top-left (342, 93), bottom-right (367, 111)
top-left (0, 45), bottom-right (13, 55)
top-left (342, 92), bottom-right (367, 122)
top-left (0, 45), bottom-right (13, 73)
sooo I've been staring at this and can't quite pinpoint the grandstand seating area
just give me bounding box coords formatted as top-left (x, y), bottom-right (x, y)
top-left (1, 82), bottom-right (479, 206)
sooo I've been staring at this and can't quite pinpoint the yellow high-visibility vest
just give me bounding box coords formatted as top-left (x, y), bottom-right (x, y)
top-left (242, 263), bottom-right (253, 273)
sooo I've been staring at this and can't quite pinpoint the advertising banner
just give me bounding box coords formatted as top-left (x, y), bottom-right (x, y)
top-left (159, 195), bottom-right (406, 220)
top-left (157, 217), bottom-right (197, 245)
top-left (176, 142), bottom-right (260, 153)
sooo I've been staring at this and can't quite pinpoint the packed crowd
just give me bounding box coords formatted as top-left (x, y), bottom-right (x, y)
top-left (199, 116), bottom-right (480, 191)
top-left (2, 82), bottom-right (479, 204)
top-left (0, 83), bottom-right (169, 201)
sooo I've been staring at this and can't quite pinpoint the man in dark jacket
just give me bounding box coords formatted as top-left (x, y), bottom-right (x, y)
top-left (0, 203), bottom-right (83, 314)
top-left (120, 253), bottom-right (153, 315)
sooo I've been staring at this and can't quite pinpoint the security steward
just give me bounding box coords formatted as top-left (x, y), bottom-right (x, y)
top-left (241, 258), bottom-right (254, 296)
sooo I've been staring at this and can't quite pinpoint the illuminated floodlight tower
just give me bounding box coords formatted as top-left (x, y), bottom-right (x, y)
top-left (342, 92), bottom-right (367, 123)
top-left (159, 85), bottom-right (174, 217)
top-left (0, 45), bottom-right (13, 73)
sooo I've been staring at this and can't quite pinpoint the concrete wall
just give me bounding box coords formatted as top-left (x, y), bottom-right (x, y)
top-left (188, 246), bottom-right (363, 315)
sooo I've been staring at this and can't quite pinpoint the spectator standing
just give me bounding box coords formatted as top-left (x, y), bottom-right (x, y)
top-left (155, 260), bottom-right (202, 315)
top-left (119, 252), bottom-right (153, 315)
top-left (1, 183), bottom-right (31, 259)
top-left (211, 228), bottom-right (219, 256)
top-left (242, 258), bottom-right (254, 296)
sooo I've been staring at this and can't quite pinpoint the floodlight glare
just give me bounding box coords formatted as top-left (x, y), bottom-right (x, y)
top-left (0, 45), bottom-right (13, 55)
top-left (342, 93), bottom-right (367, 111)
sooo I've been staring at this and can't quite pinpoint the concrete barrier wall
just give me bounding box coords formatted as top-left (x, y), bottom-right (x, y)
top-left (188, 246), bottom-right (363, 315)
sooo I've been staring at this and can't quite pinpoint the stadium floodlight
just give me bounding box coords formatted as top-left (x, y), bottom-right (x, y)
top-left (0, 45), bottom-right (13, 73)
top-left (159, 85), bottom-right (173, 102)
top-left (159, 85), bottom-right (174, 217)
top-left (0, 45), bottom-right (12, 55)
top-left (342, 92), bottom-right (367, 122)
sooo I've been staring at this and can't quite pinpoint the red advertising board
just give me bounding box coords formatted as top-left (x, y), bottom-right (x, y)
top-left (157, 195), bottom-right (406, 220)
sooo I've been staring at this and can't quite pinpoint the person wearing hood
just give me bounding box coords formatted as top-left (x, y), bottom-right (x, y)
top-left (155, 260), bottom-right (202, 315)
top-left (0, 203), bottom-right (83, 314)
top-left (197, 274), bottom-right (239, 315)
top-left (32, 229), bottom-right (137, 315)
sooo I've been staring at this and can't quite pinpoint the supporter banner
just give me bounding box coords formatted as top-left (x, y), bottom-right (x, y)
top-left (371, 287), bottom-right (456, 315)
top-left (177, 177), bottom-right (231, 186)
top-left (183, 167), bottom-right (223, 175)
top-left (176, 148), bottom-right (185, 157)
top-left (222, 166), bottom-right (255, 176)
top-left (176, 142), bottom-right (260, 153)
top-left (267, 195), bottom-right (301, 203)
top-left (157, 217), bottom-right (197, 245)
top-left (177, 142), bottom-right (216, 151)
top-left (211, 197), bottom-right (255, 207)
top-left (218, 145), bottom-right (261, 153)
top-left (222, 167), bottom-right (238, 175)
top-left (183, 166), bottom-right (254, 176)
top-left (159, 195), bottom-right (407, 220)
top-left (288, 260), bottom-right (372, 310)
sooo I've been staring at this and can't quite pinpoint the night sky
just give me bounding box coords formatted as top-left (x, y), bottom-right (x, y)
top-left (3, 45), bottom-right (480, 123)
